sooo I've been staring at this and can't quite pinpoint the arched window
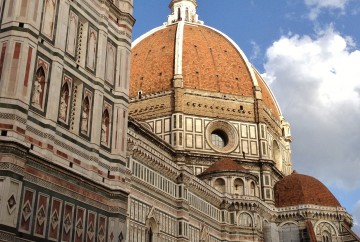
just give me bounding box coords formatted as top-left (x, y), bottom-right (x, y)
top-left (214, 178), bottom-right (225, 193)
top-left (146, 217), bottom-right (158, 242)
top-left (272, 140), bottom-right (282, 170)
top-left (239, 213), bottom-right (253, 227)
top-left (234, 178), bottom-right (244, 195)
top-left (322, 231), bottom-right (331, 242)
top-left (147, 227), bottom-right (153, 242)
top-left (177, 8), bottom-right (181, 21)
top-left (250, 181), bottom-right (256, 196)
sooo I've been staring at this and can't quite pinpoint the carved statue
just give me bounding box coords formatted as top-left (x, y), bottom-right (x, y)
top-left (59, 90), bottom-right (68, 121)
top-left (101, 118), bottom-right (108, 145)
top-left (81, 102), bottom-right (89, 133)
top-left (87, 32), bottom-right (96, 69)
top-left (43, 0), bottom-right (55, 37)
top-left (32, 76), bottom-right (42, 106)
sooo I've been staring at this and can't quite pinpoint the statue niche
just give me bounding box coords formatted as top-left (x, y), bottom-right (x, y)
top-left (101, 109), bottom-right (110, 146)
top-left (81, 97), bottom-right (90, 134)
top-left (59, 83), bottom-right (70, 122)
top-left (42, 0), bottom-right (56, 38)
top-left (32, 67), bottom-right (46, 108)
top-left (87, 30), bottom-right (97, 70)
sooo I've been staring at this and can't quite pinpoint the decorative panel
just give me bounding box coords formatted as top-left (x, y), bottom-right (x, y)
top-left (195, 135), bottom-right (203, 149)
top-left (48, 197), bottom-right (62, 241)
top-left (195, 119), bottom-right (202, 133)
top-left (61, 202), bottom-right (75, 242)
top-left (34, 193), bottom-right (50, 238)
top-left (41, 0), bottom-right (58, 40)
top-left (186, 118), bottom-right (193, 132)
top-left (97, 215), bottom-right (107, 242)
top-left (19, 188), bottom-right (36, 233)
top-left (241, 124), bottom-right (248, 138)
top-left (86, 211), bottom-right (97, 242)
top-left (75, 206), bottom-right (86, 242)
top-left (249, 125), bottom-right (256, 139)
top-left (186, 134), bottom-right (193, 148)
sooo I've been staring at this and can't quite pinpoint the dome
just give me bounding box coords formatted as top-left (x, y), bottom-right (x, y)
top-left (199, 158), bottom-right (247, 176)
top-left (130, 1), bottom-right (282, 121)
top-left (274, 172), bottom-right (341, 208)
top-left (131, 24), bottom-right (254, 96)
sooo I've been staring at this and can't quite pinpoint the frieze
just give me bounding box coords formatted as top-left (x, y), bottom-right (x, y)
top-left (24, 173), bottom-right (124, 214)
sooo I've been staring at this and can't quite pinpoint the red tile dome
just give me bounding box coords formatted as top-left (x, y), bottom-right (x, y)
top-left (200, 158), bottom-right (247, 176)
top-left (274, 172), bottom-right (341, 208)
top-left (130, 22), bottom-right (282, 120)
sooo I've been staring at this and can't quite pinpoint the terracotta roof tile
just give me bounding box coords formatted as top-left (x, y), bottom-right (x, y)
top-left (201, 158), bottom-right (247, 175)
top-left (274, 173), bottom-right (341, 208)
top-left (182, 25), bottom-right (254, 96)
top-left (130, 25), bottom-right (177, 97)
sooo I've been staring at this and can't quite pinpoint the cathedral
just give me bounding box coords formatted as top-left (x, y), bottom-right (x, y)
top-left (0, 0), bottom-right (358, 241)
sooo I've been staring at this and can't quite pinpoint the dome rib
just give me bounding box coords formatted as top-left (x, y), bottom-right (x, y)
top-left (130, 22), bottom-right (282, 120)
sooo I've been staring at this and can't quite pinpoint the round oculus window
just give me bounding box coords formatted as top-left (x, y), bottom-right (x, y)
top-left (211, 130), bottom-right (228, 148)
top-left (206, 120), bottom-right (239, 153)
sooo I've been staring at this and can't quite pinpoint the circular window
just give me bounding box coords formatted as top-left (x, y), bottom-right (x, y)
top-left (206, 120), bottom-right (239, 153)
top-left (211, 130), bottom-right (228, 148)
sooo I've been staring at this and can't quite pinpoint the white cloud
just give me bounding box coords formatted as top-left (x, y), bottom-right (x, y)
top-left (304, 0), bottom-right (351, 19)
top-left (263, 26), bottom-right (360, 190)
top-left (250, 40), bottom-right (261, 61)
top-left (354, 201), bottom-right (360, 236)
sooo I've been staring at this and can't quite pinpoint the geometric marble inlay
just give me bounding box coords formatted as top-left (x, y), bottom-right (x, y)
top-left (51, 210), bottom-right (60, 229)
top-left (118, 232), bottom-right (124, 242)
top-left (63, 214), bottom-right (72, 234)
top-left (7, 194), bottom-right (17, 214)
top-left (87, 222), bottom-right (95, 240)
top-left (37, 205), bottom-right (46, 226)
top-left (109, 232), bottom-right (114, 242)
top-left (22, 201), bottom-right (32, 221)
top-left (98, 226), bottom-right (105, 242)
top-left (76, 219), bottom-right (83, 237)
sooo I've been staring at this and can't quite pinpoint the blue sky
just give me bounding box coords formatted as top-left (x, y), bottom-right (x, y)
top-left (132, 0), bottom-right (360, 235)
